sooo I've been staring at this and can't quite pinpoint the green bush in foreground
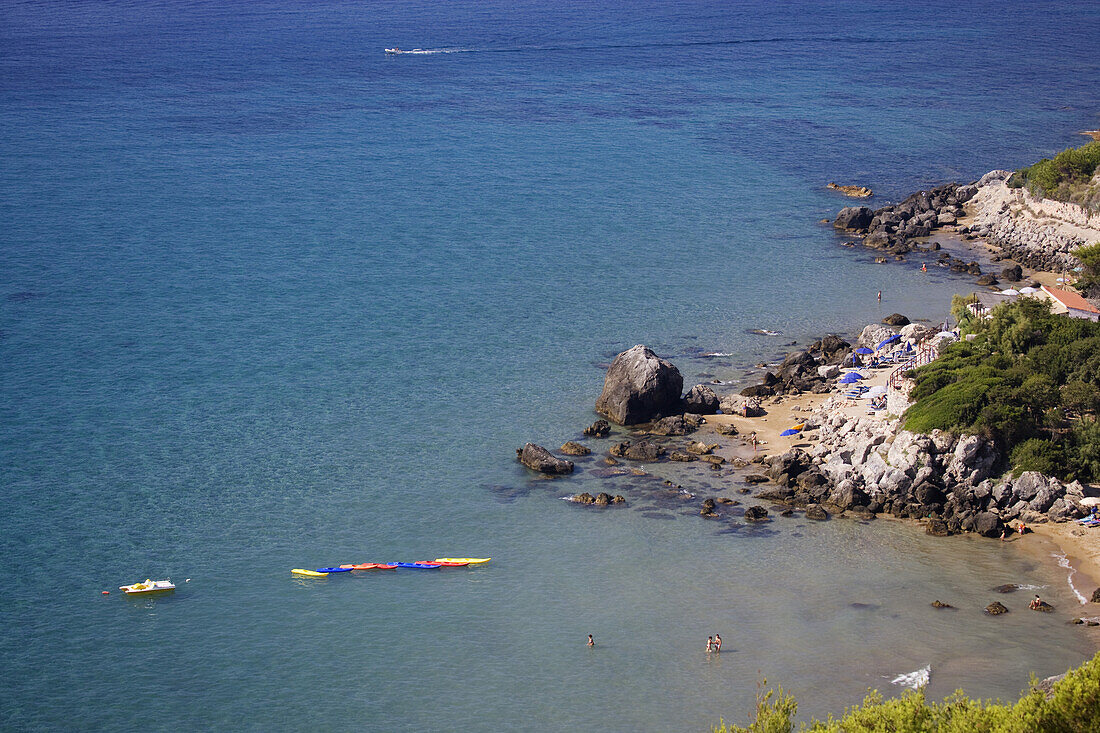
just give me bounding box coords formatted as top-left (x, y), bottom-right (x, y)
top-left (902, 298), bottom-right (1100, 482)
top-left (713, 651), bottom-right (1100, 732)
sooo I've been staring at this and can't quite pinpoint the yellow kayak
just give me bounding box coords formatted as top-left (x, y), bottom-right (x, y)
top-left (434, 557), bottom-right (490, 564)
top-left (291, 568), bottom-right (329, 577)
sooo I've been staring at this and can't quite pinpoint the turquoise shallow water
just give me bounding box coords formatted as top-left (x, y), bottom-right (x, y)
top-left (2, 0), bottom-right (1100, 729)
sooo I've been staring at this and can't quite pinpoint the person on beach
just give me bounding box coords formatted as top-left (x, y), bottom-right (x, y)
top-left (587, 634), bottom-right (594, 647)
top-left (1000, 528), bottom-right (1007, 541)
top-left (714, 634), bottom-right (722, 653)
top-left (1018, 521), bottom-right (1026, 535)
top-left (750, 432), bottom-right (758, 454)
top-left (706, 636), bottom-right (713, 653)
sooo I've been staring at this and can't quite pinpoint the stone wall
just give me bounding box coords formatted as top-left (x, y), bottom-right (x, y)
top-left (967, 173), bottom-right (1100, 273)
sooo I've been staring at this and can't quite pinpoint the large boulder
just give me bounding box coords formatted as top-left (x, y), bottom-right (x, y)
top-left (810, 334), bottom-right (851, 362)
top-left (973, 511), bottom-right (1003, 538)
top-left (683, 384), bottom-right (720, 414)
top-left (516, 443), bottom-right (575, 475)
top-left (857, 323), bottom-right (899, 349)
top-left (834, 206), bottom-right (873, 230)
top-left (1000, 264), bottom-right (1023, 282)
top-left (596, 345), bottom-right (684, 425)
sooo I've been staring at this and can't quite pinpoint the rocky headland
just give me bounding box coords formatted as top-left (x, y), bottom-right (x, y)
top-left (833, 167), bottom-right (1100, 282)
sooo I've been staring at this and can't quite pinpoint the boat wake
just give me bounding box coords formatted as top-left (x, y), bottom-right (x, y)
top-left (386, 47), bottom-right (474, 55)
top-left (384, 35), bottom-right (922, 58)
top-left (1053, 551), bottom-right (1088, 604)
top-left (890, 665), bottom-right (930, 689)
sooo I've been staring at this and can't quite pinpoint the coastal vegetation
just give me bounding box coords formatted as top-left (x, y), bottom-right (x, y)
top-left (1006, 140), bottom-right (1100, 211)
top-left (1073, 242), bottom-right (1100, 298)
top-left (902, 298), bottom-right (1100, 483)
top-left (713, 651), bottom-right (1100, 732)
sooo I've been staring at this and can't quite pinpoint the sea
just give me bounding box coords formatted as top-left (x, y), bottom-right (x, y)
top-left (2, 1), bottom-right (1099, 730)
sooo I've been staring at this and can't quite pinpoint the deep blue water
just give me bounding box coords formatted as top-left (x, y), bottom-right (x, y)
top-left (3, 1), bottom-right (1099, 730)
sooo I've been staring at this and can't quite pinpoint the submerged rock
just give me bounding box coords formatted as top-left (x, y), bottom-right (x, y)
top-left (517, 443), bottom-right (575, 475)
top-left (595, 345), bottom-right (684, 425)
top-left (931, 600), bottom-right (954, 609)
top-left (560, 441), bottom-right (591, 456)
top-left (985, 601), bottom-right (1009, 615)
top-left (882, 313), bottom-right (910, 327)
top-left (744, 505), bottom-right (769, 522)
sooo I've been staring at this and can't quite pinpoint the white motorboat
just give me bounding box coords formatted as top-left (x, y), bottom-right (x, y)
top-left (119, 579), bottom-right (175, 595)
top-left (385, 48), bottom-right (402, 55)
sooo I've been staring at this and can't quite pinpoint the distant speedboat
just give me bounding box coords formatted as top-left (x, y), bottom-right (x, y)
top-left (385, 48), bottom-right (402, 55)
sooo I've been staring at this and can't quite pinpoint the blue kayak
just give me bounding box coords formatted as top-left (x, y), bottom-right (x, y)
top-left (390, 562), bottom-right (441, 569)
top-left (315, 567), bottom-right (352, 573)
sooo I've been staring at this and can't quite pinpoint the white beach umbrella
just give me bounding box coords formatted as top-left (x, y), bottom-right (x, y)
top-left (1018, 286), bottom-right (1038, 294)
top-left (866, 386), bottom-right (887, 396)
top-left (999, 288), bottom-right (1020, 296)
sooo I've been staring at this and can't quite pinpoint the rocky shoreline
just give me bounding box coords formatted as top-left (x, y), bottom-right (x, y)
top-left (513, 167), bottom-right (1100, 621)
top-left (833, 168), bottom-right (1100, 279)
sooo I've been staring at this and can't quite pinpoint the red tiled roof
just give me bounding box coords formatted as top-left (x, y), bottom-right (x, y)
top-left (1042, 285), bottom-right (1100, 314)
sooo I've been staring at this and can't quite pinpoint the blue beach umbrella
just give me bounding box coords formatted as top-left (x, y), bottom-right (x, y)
top-left (839, 372), bottom-right (865, 384)
top-left (780, 428), bottom-right (801, 437)
top-left (855, 347), bottom-right (874, 355)
top-left (877, 334), bottom-right (902, 349)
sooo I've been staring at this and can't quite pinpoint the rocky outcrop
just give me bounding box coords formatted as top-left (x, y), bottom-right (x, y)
top-left (828, 183), bottom-right (873, 198)
top-left (985, 601), bottom-right (1009, 615)
top-left (748, 396), bottom-right (1088, 536)
top-left (834, 206), bottom-right (873, 230)
top-left (882, 313), bottom-right (910, 327)
top-left (583, 419), bottom-right (611, 437)
top-left (517, 443), bottom-right (575, 475)
top-left (833, 182), bottom-right (977, 257)
top-left (568, 492), bottom-right (625, 506)
top-left (560, 441), bottom-right (591, 456)
top-left (596, 345), bottom-right (684, 425)
top-left (744, 505), bottom-right (769, 522)
top-left (609, 440), bottom-right (665, 462)
top-left (809, 334), bottom-right (852, 363)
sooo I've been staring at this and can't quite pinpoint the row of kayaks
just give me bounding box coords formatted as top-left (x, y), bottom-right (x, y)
top-left (292, 558), bottom-right (490, 577)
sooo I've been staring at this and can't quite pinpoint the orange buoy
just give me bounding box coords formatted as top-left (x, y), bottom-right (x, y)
top-left (102, 591), bottom-right (110, 595)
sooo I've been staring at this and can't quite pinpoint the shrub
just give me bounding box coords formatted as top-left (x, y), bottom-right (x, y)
top-left (713, 652), bottom-right (1100, 732)
top-left (902, 299), bottom-right (1100, 481)
top-left (1013, 141), bottom-right (1100, 206)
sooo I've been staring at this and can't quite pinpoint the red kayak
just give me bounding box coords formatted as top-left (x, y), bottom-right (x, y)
top-left (418, 560), bottom-right (469, 567)
top-left (339, 563), bottom-right (398, 570)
